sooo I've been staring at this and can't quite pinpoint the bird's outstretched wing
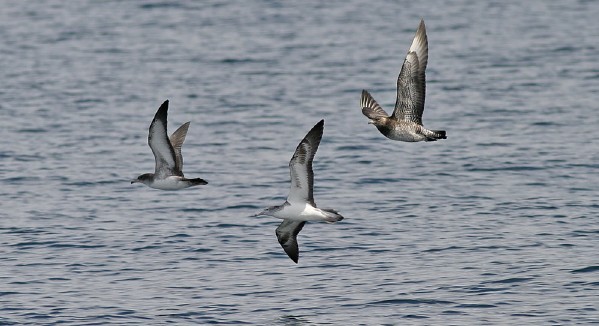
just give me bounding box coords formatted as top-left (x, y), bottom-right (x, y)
top-left (169, 121), bottom-right (190, 176)
top-left (361, 90), bottom-right (389, 120)
top-left (287, 120), bottom-right (324, 206)
top-left (393, 19), bottom-right (428, 125)
top-left (148, 100), bottom-right (180, 178)
top-left (276, 219), bottom-right (307, 263)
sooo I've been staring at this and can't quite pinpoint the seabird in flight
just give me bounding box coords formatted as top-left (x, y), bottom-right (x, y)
top-left (253, 120), bottom-right (343, 263)
top-left (361, 19), bottom-right (446, 142)
top-left (131, 100), bottom-right (208, 190)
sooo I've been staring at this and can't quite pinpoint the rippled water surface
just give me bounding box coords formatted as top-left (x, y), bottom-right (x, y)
top-left (1, 1), bottom-right (598, 324)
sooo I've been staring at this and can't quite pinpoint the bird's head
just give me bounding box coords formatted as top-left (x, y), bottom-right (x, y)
top-left (251, 205), bottom-right (282, 218)
top-left (131, 173), bottom-right (153, 185)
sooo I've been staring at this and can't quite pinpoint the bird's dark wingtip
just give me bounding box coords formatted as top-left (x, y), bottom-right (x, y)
top-left (154, 100), bottom-right (169, 121)
top-left (288, 253), bottom-right (299, 264)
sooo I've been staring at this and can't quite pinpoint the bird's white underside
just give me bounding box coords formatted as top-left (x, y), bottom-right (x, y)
top-left (273, 202), bottom-right (333, 221)
top-left (147, 176), bottom-right (191, 190)
top-left (149, 119), bottom-right (177, 178)
top-left (288, 142), bottom-right (313, 204)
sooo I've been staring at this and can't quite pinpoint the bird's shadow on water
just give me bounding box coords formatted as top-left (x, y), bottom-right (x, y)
top-left (275, 315), bottom-right (321, 326)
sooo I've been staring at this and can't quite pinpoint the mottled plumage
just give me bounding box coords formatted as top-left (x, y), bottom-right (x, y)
top-left (361, 19), bottom-right (446, 142)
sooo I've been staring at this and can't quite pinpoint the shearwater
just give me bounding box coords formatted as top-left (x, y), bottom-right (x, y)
top-left (253, 120), bottom-right (343, 263)
top-left (131, 100), bottom-right (208, 190)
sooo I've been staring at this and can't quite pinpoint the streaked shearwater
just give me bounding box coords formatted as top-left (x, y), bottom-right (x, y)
top-left (253, 120), bottom-right (344, 263)
top-left (131, 100), bottom-right (208, 190)
top-left (361, 19), bottom-right (446, 142)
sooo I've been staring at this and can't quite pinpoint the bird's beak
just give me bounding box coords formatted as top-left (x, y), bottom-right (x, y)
top-left (131, 179), bottom-right (138, 184)
top-left (368, 120), bottom-right (374, 124)
top-left (251, 210), bottom-right (265, 217)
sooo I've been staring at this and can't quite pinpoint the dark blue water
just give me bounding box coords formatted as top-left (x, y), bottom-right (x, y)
top-left (1, 1), bottom-right (598, 324)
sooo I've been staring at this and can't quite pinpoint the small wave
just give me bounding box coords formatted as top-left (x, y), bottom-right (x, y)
top-left (423, 245), bottom-right (464, 253)
top-left (226, 204), bottom-right (261, 210)
top-left (11, 241), bottom-right (56, 248)
top-left (355, 177), bottom-right (412, 185)
top-left (455, 303), bottom-right (497, 308)
top-left (131, 245), bottom-right (161, 252)
top-left (167, 233), bottom-right (191, 238)
top-left (570, 266), bottom-right (599, 273)
top-left (3, 176), bottom-right (41, 183)
top-left (441, 310), bottom-right (466, 315)
top-left (3, 227), bottom-right (46, 235)
top-left (210, 223), bottom-right (249, 228)
top-left (17, 128), bottom-right (47, 133)
top-left (462, 286), bottom-right (509, 293)
top-left (486, 277), bottom-right (532, 284)
top-left (185, 248), bottom-right (213, 253)
top-left (139, 2), bottom-right (185, 9)
top-left (336, 144), bottom-right (371, 151)
top-left (466, 165), bottom-right (544, 172)
top-left (369, 298), bottom-right (454, 306)
top-left (48, 243), bottom-right (105, 249)
top-left (403, 314), bottom-right (429, 319)
top-left (476, 142), bottom-right (512, 147)
top-left (531, 121), bottom-right (559, 126)
top-left (219, 58), bottom-right (275, 65)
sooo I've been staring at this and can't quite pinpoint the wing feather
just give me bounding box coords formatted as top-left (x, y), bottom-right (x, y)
top-left (287, 120), bottom-right (324, 206)
top-left (393, 19), bottom-right (428, 125)
top-left (361, 90), bottom-right (389, 119)
top-left (148, 100), bottom-right (179, 178)
top-left (169, 121), bottom-right (190, 175)
top-left (275, 219), bottom-right (306, 263)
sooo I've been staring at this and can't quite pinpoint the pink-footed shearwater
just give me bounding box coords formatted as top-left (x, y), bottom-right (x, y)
top-left (131, 100), bottom-right (208, 190)
top-left (361, 19), bottom-right (446, 142)
top-left (253, 120), bottom-right (343, 263)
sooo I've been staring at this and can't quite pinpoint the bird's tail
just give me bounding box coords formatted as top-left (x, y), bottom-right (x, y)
top-left (424, 129), bottom-right (447, 141)
top-left (188, 178), bottom-right (208, 186)
top-left (321, 208), bottom-right (344, 223)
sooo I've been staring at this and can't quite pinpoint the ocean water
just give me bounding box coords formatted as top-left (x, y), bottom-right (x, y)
top-left (1, 0), bottom-right (598, 324)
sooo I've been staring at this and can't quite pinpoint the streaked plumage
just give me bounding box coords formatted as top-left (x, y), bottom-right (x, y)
top-left (253, 120), bottom-right (343, 263)
top-left (361, 19), bottom-right (446, 142)
top-left (131, 100), bottom-right (208, 190)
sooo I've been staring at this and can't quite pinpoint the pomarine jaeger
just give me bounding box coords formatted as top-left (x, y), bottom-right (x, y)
top-left (361, 19), bottom-right (446, 142)
top-left (131, 100), bottom-right (208, 190)
top-left (253, 120), bottom-right (343, 263)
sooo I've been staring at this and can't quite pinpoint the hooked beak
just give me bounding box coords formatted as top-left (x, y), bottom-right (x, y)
top-left (131, 179), bottom-right (139, 184)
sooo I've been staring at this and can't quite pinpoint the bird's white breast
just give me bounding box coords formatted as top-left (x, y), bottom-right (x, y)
top-left (274, 202), bottom-right (329, 221)
top-left (149, 176), bottom-right (190, 190)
